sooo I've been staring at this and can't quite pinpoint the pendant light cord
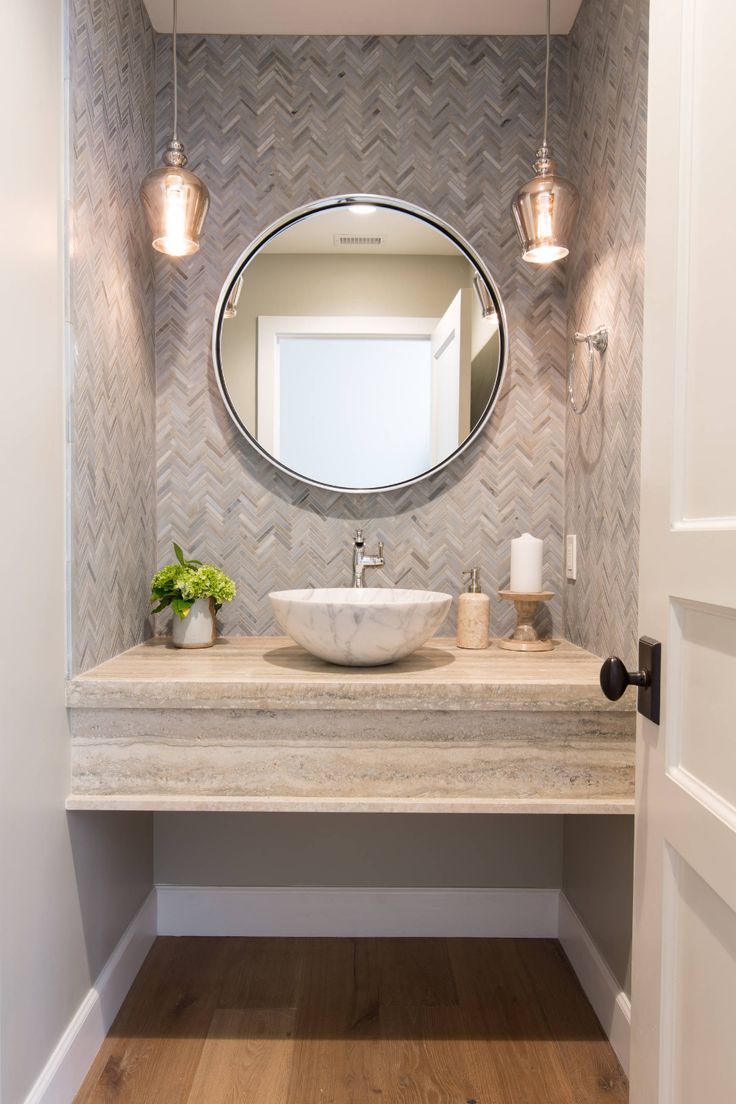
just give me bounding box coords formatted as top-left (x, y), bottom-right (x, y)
top-left (172, 0), bottom-right (178, 141)
top-left (543, 0), bottom-right (550, 148)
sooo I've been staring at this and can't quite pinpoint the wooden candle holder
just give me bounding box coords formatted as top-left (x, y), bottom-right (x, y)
top-left (497, 591), bottom-right (555, 652)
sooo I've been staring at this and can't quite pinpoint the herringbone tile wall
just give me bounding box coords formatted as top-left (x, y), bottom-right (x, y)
top-left (564, 0), bottom-right (648, 664)
top-left (69, 0), bottom-right (157, 673)
top-left (153, 34), bottom-right (570, 638)
top-left (69, 8), bottom-right (645, 661)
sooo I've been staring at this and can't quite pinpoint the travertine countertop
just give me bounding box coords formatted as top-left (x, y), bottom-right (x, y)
top-left (67, 636), bottom-right (635, 814)
top-left (67, 635), bottom-right (631, 713)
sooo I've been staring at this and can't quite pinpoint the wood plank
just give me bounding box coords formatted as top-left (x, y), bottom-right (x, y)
top-left (186, 1008), bottom-right (296, 1104)
top-left (75, 937), bottom-right (628, 1103)
top-left (285, 939), bottom-right (383, 1103)
top-left (447, 938), bottom-right (576, 1104)
top-left (75, 938), bottom-right (232, 1103)
top-left (377, 938), bottom-right (459, 1007)
top-left (380, 1003), bottom-right (489, 1104)
top-left (218, 937), bottom-right (304, 1009)
top-left (519, 939), bottom-right (628, 1100)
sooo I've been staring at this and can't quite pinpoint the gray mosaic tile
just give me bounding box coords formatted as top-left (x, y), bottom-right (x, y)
top-left (564, 0), bottom-right (648, 664)
top-left (69, 0), bottom-right (157, 673)
top-left (153, 34), bottom-right (570, 640)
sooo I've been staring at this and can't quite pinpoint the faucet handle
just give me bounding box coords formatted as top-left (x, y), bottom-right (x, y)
top-left (354, 529), bottom-right (364, 544)
top-left (378, 541), bottom-right (384, 558)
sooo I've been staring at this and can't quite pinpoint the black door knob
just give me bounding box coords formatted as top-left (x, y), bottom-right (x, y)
top-left (600, 638), bottom-right (661, 724)
top-left (600, 656), bottom-right (649, 701)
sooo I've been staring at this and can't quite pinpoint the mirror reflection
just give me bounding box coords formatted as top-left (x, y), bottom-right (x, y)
top-left (216, 200), bottom-right (505, 491)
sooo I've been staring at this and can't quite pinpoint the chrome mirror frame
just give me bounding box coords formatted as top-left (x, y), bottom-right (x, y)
top-left (212, 194), bottom-right (508, 494)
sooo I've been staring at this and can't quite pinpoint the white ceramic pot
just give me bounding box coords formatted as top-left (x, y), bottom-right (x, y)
top-left (171, 597), bottom-right (216, 649)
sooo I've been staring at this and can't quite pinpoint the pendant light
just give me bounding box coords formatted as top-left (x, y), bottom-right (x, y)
top-left (140, 0), bottom-right (209, 257)
top-left (511, 0), bottom-right (579, 264)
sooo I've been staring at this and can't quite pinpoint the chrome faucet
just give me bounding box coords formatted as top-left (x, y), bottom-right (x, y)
top-left (351, 530), bottom-right (385, 588)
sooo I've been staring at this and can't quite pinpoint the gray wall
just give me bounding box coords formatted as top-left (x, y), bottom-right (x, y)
top-left (70, 0), bottom-right (158, 673)
top-left (0, 1), bottom-right (153, 1099)
top-left (155, 814), bottom-right (563, 887)
top-left (564, 0), bottom-right (648, 666)
top-left (561, 0), bottom-right (649, 997)
top-left (153, 33), bottom-right (569, 641)
top-left (563, 815), bottom-right (635, 992)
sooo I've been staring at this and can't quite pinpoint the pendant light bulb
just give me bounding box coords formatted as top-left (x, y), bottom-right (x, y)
top-left (511, 0), bottom-right (579, 264)
top-left (140, 0), bottom-right (209, 257)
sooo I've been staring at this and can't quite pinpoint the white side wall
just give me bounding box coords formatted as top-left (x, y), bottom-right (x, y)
top-left (0, 4), bottom-right (152, 1100)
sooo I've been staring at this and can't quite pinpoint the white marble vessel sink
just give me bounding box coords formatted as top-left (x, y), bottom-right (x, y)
top-left (269, 587), bottom-right (453, 666)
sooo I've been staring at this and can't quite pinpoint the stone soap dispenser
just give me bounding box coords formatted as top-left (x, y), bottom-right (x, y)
top-left (457, 568), bottom-right (491, 649)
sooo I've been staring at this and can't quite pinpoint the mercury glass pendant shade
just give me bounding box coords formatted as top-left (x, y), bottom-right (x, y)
top-left (140, 0), bottom-right (209, 257)
top-left (140, 140), bottom-right (209, 257)
top-left (511, 0), bottom-right (579, 264)
top-left (511, 144), bottom-right (580, 264)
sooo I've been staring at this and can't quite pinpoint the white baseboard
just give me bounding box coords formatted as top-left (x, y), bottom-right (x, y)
top-left (558, 892), bottom-right (631, 1076)
top-left (156, 885), bottom-right (561, 938)
top-left (23, 889), bottom-right (156, 1104)
top-left (23, 886), bottom-right (631, 1101)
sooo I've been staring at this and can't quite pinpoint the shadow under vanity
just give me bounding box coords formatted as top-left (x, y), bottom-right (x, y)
top-left (67, 195), bottom-right (635, 817)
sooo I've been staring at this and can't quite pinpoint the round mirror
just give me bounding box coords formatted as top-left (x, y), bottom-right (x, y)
top-left (213, 195), bottom-right (507, 493)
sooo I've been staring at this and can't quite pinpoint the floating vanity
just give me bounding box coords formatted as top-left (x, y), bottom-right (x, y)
top-left (66, 637), bottom-right (634, 814)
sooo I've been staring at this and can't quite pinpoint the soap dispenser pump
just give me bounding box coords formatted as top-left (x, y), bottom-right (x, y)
top-left (457, 567), bottom-right (491, 650)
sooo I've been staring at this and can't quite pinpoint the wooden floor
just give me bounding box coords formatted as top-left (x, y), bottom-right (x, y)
top-left (75, 937), bottom-right (628, 1103)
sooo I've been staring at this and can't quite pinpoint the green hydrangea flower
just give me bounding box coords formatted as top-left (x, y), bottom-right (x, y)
top-left (179, 564), bottom-right (237, 605)
top-left (150, 544), bottom-right (237, 619)
top-left (150, 563), bottom-right (183, 594)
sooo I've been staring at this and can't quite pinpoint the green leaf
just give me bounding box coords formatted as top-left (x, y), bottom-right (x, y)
top-left (151, 586), bottom-right (182, 604)
top-left (151, 598), bottom-right (172, 614)
top-left (173, 542), bottom-right (202, 568)
top-left (171, 597), bottom-right (194, 620)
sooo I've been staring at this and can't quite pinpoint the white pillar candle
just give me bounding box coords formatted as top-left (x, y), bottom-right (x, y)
top-left (510, 532), bottom-right (544, 593)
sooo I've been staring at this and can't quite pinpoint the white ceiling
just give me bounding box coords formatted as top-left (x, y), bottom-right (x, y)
top-left (143, 0), bottom-right (584, 37)
top-left (263, 207), bottom-right (459, 255)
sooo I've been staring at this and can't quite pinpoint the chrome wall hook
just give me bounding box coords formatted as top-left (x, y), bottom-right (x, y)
top-left (568, 326), bottom-right (608, 415)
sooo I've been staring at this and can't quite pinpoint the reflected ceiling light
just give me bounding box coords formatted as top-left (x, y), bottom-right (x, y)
top-left (223, 275), bottom-right (243, 319)
top-left (349, 203), bottom-right (378, 216)
top-left (140, 0), bottom-right (209, 257)
top-left (511, 0), bottom-right (579, 264)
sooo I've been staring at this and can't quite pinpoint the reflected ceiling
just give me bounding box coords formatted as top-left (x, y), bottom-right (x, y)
top-left (142, 0), bottom-right (583, 36)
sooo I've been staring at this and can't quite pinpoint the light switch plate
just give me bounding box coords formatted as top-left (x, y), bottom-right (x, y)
top-left (565, 534), bottom-right (577, 581)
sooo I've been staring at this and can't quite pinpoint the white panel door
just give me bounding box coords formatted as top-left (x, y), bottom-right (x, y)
top-left (256, 314), bottom-right (437, 457)
top-left (631, 0), bottom-right (736, 1099)
top-left (430, 288), bottom-right (472, 462)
